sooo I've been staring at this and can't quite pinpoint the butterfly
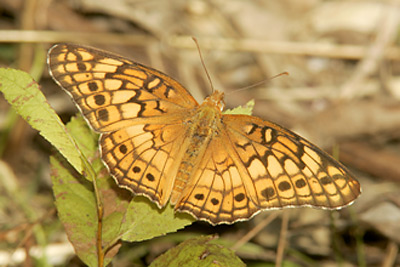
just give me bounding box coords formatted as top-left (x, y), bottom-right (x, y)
top-left (47, 44), bottom-right (361, 225)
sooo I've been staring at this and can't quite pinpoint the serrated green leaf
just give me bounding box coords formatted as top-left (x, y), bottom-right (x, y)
top-left (223, 99), bottom-right (255, 115)
top-left (50, 116), bottom-right (120, 267)
top-left (0, 68), bottom-right (83, 173)
top-left (120, 196), bottom-right (194, 242)
top-left (50, 155), bottom-right (99, 266)
top-left (150, 236), bottom-right (246, 267)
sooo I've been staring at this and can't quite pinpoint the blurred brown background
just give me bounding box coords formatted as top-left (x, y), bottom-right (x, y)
top-left (1, 0), bottom-right (400, 266)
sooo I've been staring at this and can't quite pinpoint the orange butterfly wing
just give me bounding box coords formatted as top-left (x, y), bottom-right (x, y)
top-left (48, 44), bottom-right (198, 206)
top-left (48, 44), bottom-right (198, 132)
top-left (174, 114), bottom-right (361, 224)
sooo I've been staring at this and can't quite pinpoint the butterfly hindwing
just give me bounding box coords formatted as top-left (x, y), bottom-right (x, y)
top-left (101, 122), bottom-right (189, 207)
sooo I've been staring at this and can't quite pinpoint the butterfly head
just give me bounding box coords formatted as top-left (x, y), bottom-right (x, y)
top-left (203, 90), bottom-right (225, 111)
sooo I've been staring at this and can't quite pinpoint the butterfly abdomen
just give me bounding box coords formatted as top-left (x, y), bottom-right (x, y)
top-left (170, 103), bottom-right (222, 205)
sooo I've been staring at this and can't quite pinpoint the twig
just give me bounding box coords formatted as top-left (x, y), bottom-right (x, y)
top-left (275, 210), bottom-right (289, 267)
top-left (382, 241), bottom-right (398, 267)
top-left (3, 31), bottom-right (400, 60)
top-left (231, 212), bottom-right (280, 251)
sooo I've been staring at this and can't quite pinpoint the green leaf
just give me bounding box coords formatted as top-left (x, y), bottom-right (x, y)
top-left (50, 155), bottom-right (99, 266)
top-left (223, 99), bottom-right (255, 115)
top-left (120, 196), bottom-right (194, 242)
top-left (150, 236), bottom-right (246, 267)
top-left (0, 68), bottom-right (83, 173)
top-left (50, 116), bottom-right (115, 266)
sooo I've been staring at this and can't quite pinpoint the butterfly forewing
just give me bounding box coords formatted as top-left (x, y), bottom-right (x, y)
top-left (48, 43), bottom-right (361, 225)
top-left (223, 115), bottom-right (360, 208)
top-left (47, 44), bottom-right (198, 133)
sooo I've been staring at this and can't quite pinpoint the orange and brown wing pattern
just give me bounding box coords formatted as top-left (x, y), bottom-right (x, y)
top-left (174, 132), bottom-right (261, 224)
top-left (47, 44), bottom-right (198, 133)
top-left (101, 122), bottom-right (189, 207)
top-left (175, 114), bottom-right (361, 225)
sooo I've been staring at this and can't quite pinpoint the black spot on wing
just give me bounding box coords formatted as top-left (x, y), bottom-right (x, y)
top-left (234, 193), bottom-right (245, 202)
top-left (94, 94), bottom-right (105, 105)
top-left (211, 198), bottom-right (219, 205)
top-left (261, 187), bottom-right (275, 199)
top-left (195, 194), bottom-right (205, 200)
top-left (278, 181), bottom-right (291, 191)
top-left (119, 144), bottom-right (127, 154)
top-left (77, 62), bottom-right (86, 71)
top-left (98, 109), bottom-right (109, 121)
top-left (88, 82), bottom-right (98, 92)
top-left (146, 173), bottom-right (155, 182)
top-left (295, 179), bottom-right (307, 188)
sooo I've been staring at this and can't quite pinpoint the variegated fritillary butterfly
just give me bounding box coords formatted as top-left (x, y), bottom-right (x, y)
top-left (47, 44), bottom-right (361, 225)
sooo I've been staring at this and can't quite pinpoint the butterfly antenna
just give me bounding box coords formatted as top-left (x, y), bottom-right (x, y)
top-left (192, 37), bottom-right (215, 92)
top-left (228, 72), bottom-right (289, 95)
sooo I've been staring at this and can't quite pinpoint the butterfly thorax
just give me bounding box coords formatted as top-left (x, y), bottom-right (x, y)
top-left (202, 90), bottom-right (225, 111)
top-left (170, 91), bottom-right (225, 204)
